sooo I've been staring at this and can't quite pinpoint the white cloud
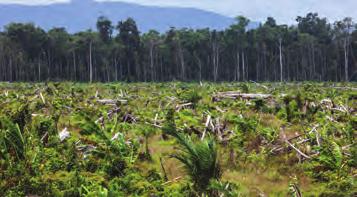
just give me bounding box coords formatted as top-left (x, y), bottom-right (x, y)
top-left (0, 0), bottom-right (355, 23)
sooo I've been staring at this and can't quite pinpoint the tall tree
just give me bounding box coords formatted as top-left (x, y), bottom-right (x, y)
top-left (5, 23), bottom-right (47, 81)
top-left (117, 18), bottom-right (141, 81)
top-left (0, 15), bottom-right (355, 82)
top-left (96, 16), bottom-right (113, 43)
top-left (334, 17), bottom-right (354, 81)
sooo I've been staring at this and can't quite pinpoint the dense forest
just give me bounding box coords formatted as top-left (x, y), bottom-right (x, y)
top-left (0, 13), bottom-right (356, 82)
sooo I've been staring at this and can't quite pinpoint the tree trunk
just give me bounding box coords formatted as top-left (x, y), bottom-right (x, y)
top-left (9, 57), bottom-right (13, 82)
top-left (194, 53), bottom-right (202, 82)
top-left (150, 43), bottom-right (154, 81)
top-left (73, 50), bottom-right (76, 81)
top-left (279, 38), bottom-right (283, 82)
top-left (242, 51), bottom-right (245, 81)
top-left (114, 58), bottom-right (118, 81)
top-left (236, 52), bottom-right (240, 81)
top-left (179, 44), bottom-right (185, 81)
top-left (47, 50), bottom-right (51, 80)
top-left (106, 63), bottom-right (110, 82)
top-left (89, 40), bottom-right (93, 83)
top-left (38, 55), bottom-right (41, 81)
top-left (344, 38), bottom-right (349, 81)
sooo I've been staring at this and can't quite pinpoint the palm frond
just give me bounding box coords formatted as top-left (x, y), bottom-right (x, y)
top-left (0, 117), bottom-right (25, 160)
top-left (73, 112), bottom-right (109, 142)
top-left (163, 109), bottom-right (221, 193)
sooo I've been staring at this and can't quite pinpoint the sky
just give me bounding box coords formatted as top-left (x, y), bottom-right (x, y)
top-left (0, 0), bottom-right (355, 24)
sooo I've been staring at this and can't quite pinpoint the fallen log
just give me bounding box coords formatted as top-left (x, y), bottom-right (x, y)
top-left (215, 118), bottom-right (223, 142)
top-left (175, 102), bottom-right (193, 111)
top-left (271, 138), bottom-right (310, 154)
top-left (154, 113), bottom-right (158, 125)
top-left (328, 86), bottom-right (357, 91)
top-left (342, 144), bottom-right (353, 150)
top-left (123, 113), bottom-right (137, 123)
top-left (59, 128), bottom-right (70, 142)
top-left (201, 115), bottom-right (211, 141)
top-left (213, 92), bottom-right (272, 101)
top-left (162, 176), bottom-right (182, 186)
top-left (97, 99), bottom-right (127, 105)
top-left (285, 140), bottom-right (311, 159)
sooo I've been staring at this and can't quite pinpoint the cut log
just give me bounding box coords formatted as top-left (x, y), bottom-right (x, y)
top-left (215, 118), bottom-right (223, 141)
top-left (214, 91), bottom-right (272, 101)
top-left (342, 144), bottom-right (353, 150)
top-left (39, 92), bottom-right (46, 104)
top-left (285, 140), bottom-right (311, 159)
top-left (122, 113), bottom-right (137, 123)
top-left (201, 115), bottom-right (211, 140)
top-left (162, 176), bottom-right (182, 186)
top-left (59, 128), bottom-right (70, 142)
top-left (97, 99), bottom-right (127, 105)
top-left (41, 132), bottom-right (49, 144)
top-left (154, 113), bottom-right (158, 125)
top-left (328, 86), bottom-right (357, 91)
top-left (175, 102), bottom-right (193, 111)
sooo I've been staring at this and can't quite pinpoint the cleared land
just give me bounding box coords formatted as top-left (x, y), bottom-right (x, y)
top-left (0, 82), bottom-right (356, 196)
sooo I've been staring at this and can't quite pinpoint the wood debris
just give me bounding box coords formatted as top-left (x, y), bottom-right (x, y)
top-left (175, 102), bottom-right (193, 112)
top-left (213, 91), bottom-right (272, 101)
top-left (59, 128), bottom-right (70, 142)
top-left (97, 99), bottom-right (127, 105)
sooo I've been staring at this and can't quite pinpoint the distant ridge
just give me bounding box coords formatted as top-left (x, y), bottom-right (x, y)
top-left (0, 0), bottom-right (256, 33)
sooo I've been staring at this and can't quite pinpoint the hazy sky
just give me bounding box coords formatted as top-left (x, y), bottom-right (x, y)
top-left (0, 0), bottom-right (355, 23)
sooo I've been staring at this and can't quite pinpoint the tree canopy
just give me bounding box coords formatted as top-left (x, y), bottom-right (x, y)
top-left (0, 13), bottom-right (356, 82)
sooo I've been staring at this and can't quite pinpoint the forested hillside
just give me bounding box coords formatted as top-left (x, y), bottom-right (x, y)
top-left (0, 13), bottom-right (356, 82)
top-left (0, 0), bottom-right (237, 33)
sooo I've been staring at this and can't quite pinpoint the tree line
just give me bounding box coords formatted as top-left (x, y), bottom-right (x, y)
top-left (0, 13), bottom-right (356, 82)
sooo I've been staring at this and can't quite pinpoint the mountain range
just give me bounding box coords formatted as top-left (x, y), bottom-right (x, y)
top-left (0, 0), bottom-right (256, 33)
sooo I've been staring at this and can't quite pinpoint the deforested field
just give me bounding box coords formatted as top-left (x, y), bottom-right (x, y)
top-left (0, 82), bottom-right (356, 196)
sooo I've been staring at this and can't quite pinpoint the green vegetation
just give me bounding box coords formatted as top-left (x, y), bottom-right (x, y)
top-left (0, 82), bottom-right (356, 196)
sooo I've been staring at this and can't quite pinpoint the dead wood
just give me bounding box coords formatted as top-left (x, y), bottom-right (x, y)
top-left (145, 122), bottom-right (163, 128)
top-left (122, 113), bottom-right (137, 123)
top-left (284, 140), bottom-right (311, 159)
top-left (97, 99), bottom-right (127, 105)
top-left (175, 102), bottom-right (193, 111)
top-left (162, 176), bottom-right (182, 186)
top-left (213, 91), bottom-right (272, 101)
top-left (328, 86), bottom-right (357, 91)
top-left (201, 115), bottom-right (211, 140)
